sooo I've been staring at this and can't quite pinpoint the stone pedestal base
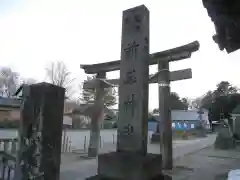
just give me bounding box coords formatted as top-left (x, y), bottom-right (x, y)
top-left (86, 152), bottom-right (163, 180)
top-left (151, 133), bottom-right (161, 144)
top-left (214, 135), bottom-right (236, 149)
top-left (88, 147), bottom-right (98, 158)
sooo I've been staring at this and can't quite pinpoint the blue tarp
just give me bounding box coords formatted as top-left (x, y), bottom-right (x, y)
top-left (148, 121), bottom-right (195, 132)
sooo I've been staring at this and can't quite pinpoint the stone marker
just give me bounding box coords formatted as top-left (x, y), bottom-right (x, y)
top-left (86, 4), bottom-right (163, 180)
top-left (116, 4), bottom-right (149, 154)
top-left (15, 83), bottom-right (65, 180)
top-left (215, 126), bottom-right (236, 150)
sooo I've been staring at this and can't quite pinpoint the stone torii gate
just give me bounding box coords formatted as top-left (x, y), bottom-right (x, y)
top-left (81, 5), bottom-right (199, 172)
top-left (81, 45), bottom-right (199, 156)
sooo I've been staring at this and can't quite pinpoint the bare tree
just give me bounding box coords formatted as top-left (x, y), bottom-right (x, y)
top-left (45, 61), bottom-right (75, 98)
top-left (22, 78), bottom-right (37, 85)
top-left (0, 67), bottom-right (19, 97)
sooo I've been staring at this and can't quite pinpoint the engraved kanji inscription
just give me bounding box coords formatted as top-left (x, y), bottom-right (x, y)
top-left (123, 124), bottom-right (134, 135)
top-left (124, 14), bottom-right (142, 31)
top-left (124, 69), bottom-right (137, 84)
top-left (144, 36), bottom-right (149, 50)
top-left (123, 94), bottom-right (135, 117)
top-left (134, 14), bottom-right (141, 23)
top-left (124, 17), bottom-right (129, 24)
top-left (124, 41), bottom-right (139, 60)
top-left (134, 14), bottom-right (142, 31)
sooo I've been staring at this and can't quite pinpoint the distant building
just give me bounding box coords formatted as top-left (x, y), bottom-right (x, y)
top-left (0, 97), bottom-right (119, 129)
top-left (0, 109), bottom-right (20, 121)
top-left (0, 98), bottom-right (88, 128)
top-left (148, 109), bottom-right (210, 132)
top-left (231, 104), bottom-right (240, 137)
top-left (0, 97), bottom-right (20, 122)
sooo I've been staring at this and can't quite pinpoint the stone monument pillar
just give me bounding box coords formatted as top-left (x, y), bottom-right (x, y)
top-left (15, 83), bottom-right (65, 180)
top-left (116, 3), bottom-right (149, 155)
top-left (87, 5), bottom-right (163, 180)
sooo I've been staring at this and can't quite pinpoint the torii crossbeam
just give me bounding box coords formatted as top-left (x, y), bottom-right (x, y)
top-left (80, 5), bottom-right (200, 171)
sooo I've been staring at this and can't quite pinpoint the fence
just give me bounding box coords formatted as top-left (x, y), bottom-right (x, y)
top-left (0, 132), bottom-right (151, 155)
top-left (72, 135), bottom-right (109, 153)
top-left (0, 139), bottom-right (18, 155)
top-left (0, 139), bottom-right (17, 180)
top-left (0, 131), bottom-right (72, 180)
top-left (61, 130), bottom-right (72, 153)
top-left (72, 133), bottom-right (153, 153)
top-left (0, 152), bottom-right (15, 180)
top-left (0, 132), bottom-right (71, 154)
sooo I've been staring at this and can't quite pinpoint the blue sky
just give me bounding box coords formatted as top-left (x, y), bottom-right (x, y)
top-left (0, 0), bottom-right (240, 110)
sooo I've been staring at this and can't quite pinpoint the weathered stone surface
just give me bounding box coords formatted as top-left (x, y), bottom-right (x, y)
top-left (86, 4), bottom-right (163, 180)
top-left (15, 83), bottom-right (65, 180)
top-left (117, 4), bottom-right (149, 154)
top-left (36, 83), bottom-right (65, 180)
top-left (214, 127), bottom-right (236, 150)
top-left (94, 152), bottom-right (162, 180)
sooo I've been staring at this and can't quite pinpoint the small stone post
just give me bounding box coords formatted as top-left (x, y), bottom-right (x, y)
top-left (15, 83), bottom-right (65, 180)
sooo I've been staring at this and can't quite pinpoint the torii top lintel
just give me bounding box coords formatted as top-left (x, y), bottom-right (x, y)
top-left (80, 41), bottom-right (199, 74)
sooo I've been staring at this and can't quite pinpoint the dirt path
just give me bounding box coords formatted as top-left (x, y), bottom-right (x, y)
top-left (60, 135), bottom-right (216, 180)
top-left (166, 146), bottom-right (240, 179)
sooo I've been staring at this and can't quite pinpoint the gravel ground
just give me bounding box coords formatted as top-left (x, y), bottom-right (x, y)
top-left (166, 146), bottom-right (240, 180)
top-left (60, 134), bottom-right (217, 180)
